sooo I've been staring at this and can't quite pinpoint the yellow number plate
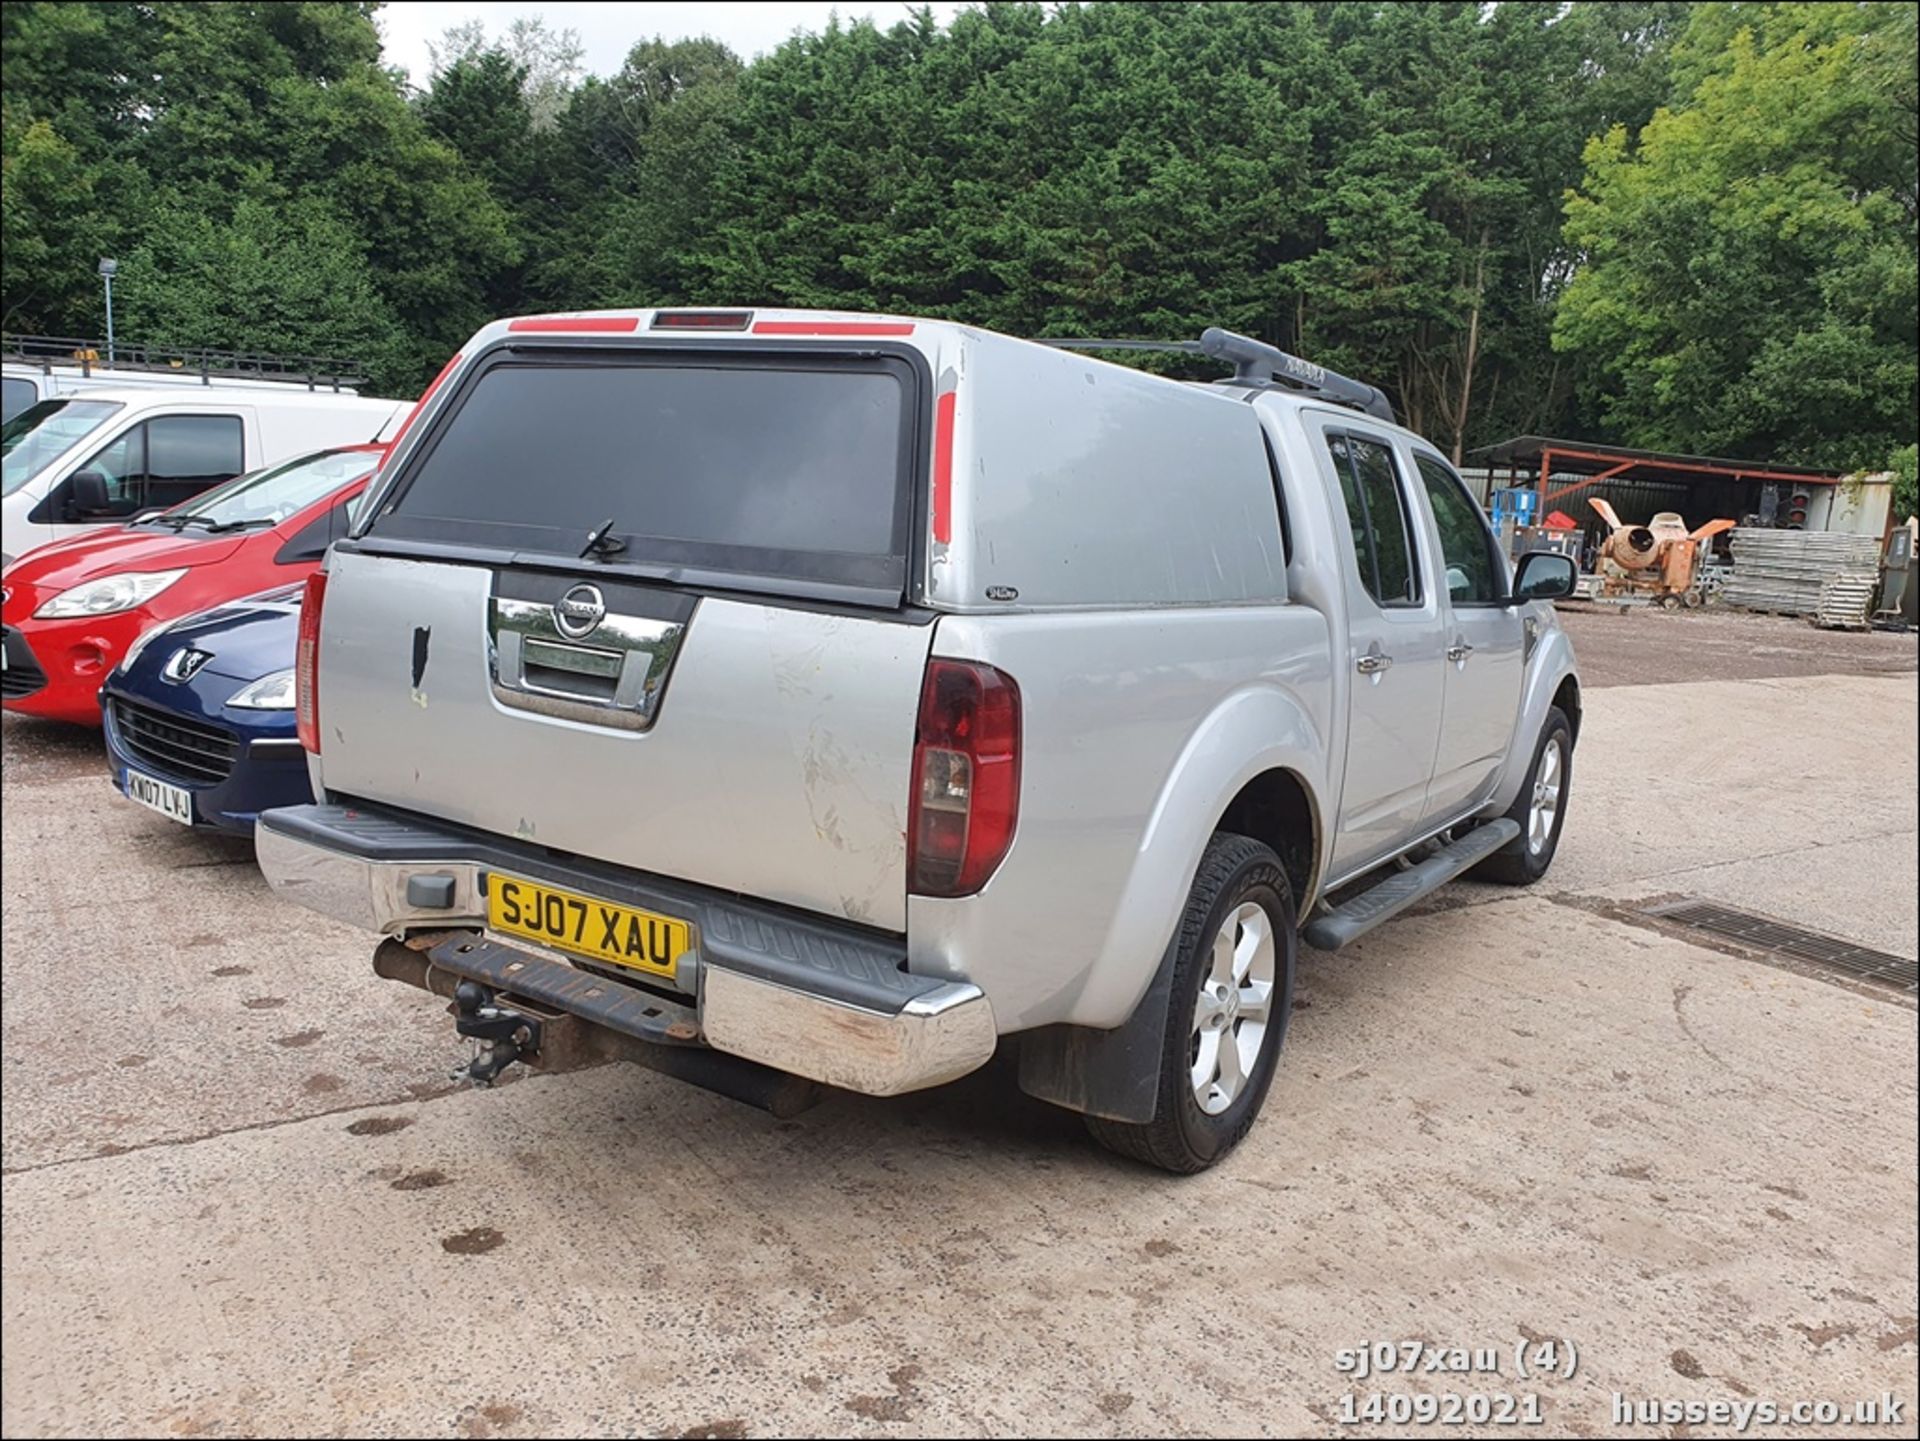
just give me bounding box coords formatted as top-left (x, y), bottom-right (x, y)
top-left (486, 874), bottom-right (689, 982)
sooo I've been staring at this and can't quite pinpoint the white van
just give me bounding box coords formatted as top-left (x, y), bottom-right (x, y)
top-left (1, 387), bottom-right (409, 566)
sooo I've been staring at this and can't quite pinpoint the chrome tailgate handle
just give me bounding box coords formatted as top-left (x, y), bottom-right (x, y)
top-left (489, 593), bottom-right (687, 730)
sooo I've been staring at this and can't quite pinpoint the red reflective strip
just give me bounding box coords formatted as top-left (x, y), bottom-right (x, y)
top-left (385, 351), bottom-right (462, 452)
top-left (930, 390), bottom-right (957, 545)
top-left (750, 320), bottom-right (916, 336)
top-left (507, 315), bottom-right (641, 333)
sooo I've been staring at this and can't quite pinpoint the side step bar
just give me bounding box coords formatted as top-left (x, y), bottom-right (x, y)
top-left (1302, 819), bottom-right (1520, 951)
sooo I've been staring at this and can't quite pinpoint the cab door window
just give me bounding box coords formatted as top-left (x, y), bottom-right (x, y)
top-left (145, 416), bottom-right (245, 508)
top-left (1327, 433), bottom-right (1421, 606)
top-left (1413, 453), bottom-right (1504, 604)
top-left (78, 426), bottom-right (147, 515)
top-left (72, 414), bottom-right (244, 515)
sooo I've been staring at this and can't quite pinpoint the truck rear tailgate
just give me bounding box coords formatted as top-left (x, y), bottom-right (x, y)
top-left (314, 548), bottom-right (931, 931)
top-left (309, 336), bottom-right (936, 931)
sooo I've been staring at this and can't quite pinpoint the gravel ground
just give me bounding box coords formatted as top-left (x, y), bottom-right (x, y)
top-left (1555, 603), bottom-right (1917, 689)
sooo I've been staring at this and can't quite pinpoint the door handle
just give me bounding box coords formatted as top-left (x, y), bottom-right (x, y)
top-left (1447, 640), bottom-right (1475, 663)
top-left (1356, 651), bottom-right (1393, 675)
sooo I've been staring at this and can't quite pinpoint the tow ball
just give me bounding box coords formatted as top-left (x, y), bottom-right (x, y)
top-left (451, 980), bottom-right (542, 1086)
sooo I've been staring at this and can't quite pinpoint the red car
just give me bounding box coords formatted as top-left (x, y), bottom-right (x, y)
top-left (2, 444), bottom-right (382, 725)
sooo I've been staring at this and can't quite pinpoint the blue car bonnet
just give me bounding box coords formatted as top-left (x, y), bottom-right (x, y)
top-left (143, 584), bottom-right (304, 683)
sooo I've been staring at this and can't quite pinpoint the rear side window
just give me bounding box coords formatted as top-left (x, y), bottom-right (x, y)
top-left (1327, 433), bottom-right (1420, 607)
top-left (372, 353), bottom-right (917, 601)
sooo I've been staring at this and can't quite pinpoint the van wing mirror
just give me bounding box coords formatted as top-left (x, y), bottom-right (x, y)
top-left (68, 470), bottom-right (112, 517)
top-left (1506, 550), bottom-right (1578, 605)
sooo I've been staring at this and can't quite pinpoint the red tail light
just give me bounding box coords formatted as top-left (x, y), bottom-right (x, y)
top-left (295, 570), bottom-right (326, 753)
top-left (908, 659), bottom-right (1021, 897)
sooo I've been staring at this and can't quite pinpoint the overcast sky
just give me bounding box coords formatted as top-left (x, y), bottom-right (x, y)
top-left (377, 2), bottom-right (968, 84)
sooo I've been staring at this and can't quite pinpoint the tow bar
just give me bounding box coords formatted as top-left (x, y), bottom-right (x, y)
top-left (373, 931), bottom-right (820, 1117)
top-left (452, 980), bottom-right (540, 1086)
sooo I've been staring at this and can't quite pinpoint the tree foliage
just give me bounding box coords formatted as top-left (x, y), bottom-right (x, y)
top-left (1555, 2), bottom-right (1918, 470)
top-left (430, 15), bottom-right (584, 132)
top-left (0, 0), bottom-right (1910, 475)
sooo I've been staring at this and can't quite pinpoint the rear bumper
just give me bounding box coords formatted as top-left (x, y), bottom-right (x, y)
top-left (255, 801), bottom-right (996, 1097)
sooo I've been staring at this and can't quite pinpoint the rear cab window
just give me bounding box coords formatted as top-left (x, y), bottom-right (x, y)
top-left (364, 348), bottom-right (922, 607)
top-left (1326, 432), bottom-right (1421, 607)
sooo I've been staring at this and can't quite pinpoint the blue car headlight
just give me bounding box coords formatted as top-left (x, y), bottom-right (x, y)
top-left (229, 668), bottom-right (297, 710)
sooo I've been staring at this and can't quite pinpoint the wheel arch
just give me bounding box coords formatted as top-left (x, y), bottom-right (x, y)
top-left (1490, 628), bottom-right (1580, 813)
top-left (1215, 765), bottom-right (1322, 914)
top-left (1017, 688), bottom-right (1326, 1126)
top-left (1553, 672), bottom-right (1582, 745)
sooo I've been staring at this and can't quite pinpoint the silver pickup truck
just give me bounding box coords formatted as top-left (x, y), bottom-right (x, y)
top-left (256, 310), bottom-right (1580, 1173)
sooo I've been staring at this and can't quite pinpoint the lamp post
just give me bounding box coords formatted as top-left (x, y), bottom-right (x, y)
top-left (98, 258), bottom-right (118, 366)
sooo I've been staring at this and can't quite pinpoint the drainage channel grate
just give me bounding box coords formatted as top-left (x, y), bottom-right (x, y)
top-left (1645, 901), bottom-right (1917, 995)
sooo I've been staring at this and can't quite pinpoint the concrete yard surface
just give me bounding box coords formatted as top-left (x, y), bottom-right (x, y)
top-left (2, 619), bottom-right (1915, 1438)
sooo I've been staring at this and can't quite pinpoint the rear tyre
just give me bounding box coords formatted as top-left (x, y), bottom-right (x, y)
top-left (1475, 705), bottom-right (1573, 886)
top-left (1086, 833), bottom-right (1296, 1174)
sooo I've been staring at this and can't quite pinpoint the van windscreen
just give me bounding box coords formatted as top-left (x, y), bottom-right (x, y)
top-left (368, 355), bottom-right (916, 601)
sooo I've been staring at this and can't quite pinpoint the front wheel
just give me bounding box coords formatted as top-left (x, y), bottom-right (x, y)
top-left (1475, 705), bottom-right (1573, 886)
top-left (1086, 833), bottom-right (1297, 1174)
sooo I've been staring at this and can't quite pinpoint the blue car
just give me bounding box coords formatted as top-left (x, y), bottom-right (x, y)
top-left (101, 585), bottom-right (308, 834)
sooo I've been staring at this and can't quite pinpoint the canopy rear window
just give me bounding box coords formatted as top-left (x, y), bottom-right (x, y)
top-left (367, 351), bottom-right (918, 602)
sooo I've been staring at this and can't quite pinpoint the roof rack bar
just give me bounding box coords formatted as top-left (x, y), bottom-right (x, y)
top-left (0, 332), bottom-right (368, 390)
top-left (1197, 328), bottom-right (1394, 423)
top-left (1041, 330), bottom-right (1394, 422)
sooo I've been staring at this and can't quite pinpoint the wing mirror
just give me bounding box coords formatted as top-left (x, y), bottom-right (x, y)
top-left (1506, 550), bottom-right (1577, 605)
top-left (67, 470), bottom-right (112, 517)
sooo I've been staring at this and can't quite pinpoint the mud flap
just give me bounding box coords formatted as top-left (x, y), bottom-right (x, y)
top-left (1015, 931), bottom-right (1179, 1124)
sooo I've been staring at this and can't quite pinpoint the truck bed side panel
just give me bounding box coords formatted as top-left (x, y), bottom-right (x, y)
top-left (907, 605), bottom-right (1333, 1031)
